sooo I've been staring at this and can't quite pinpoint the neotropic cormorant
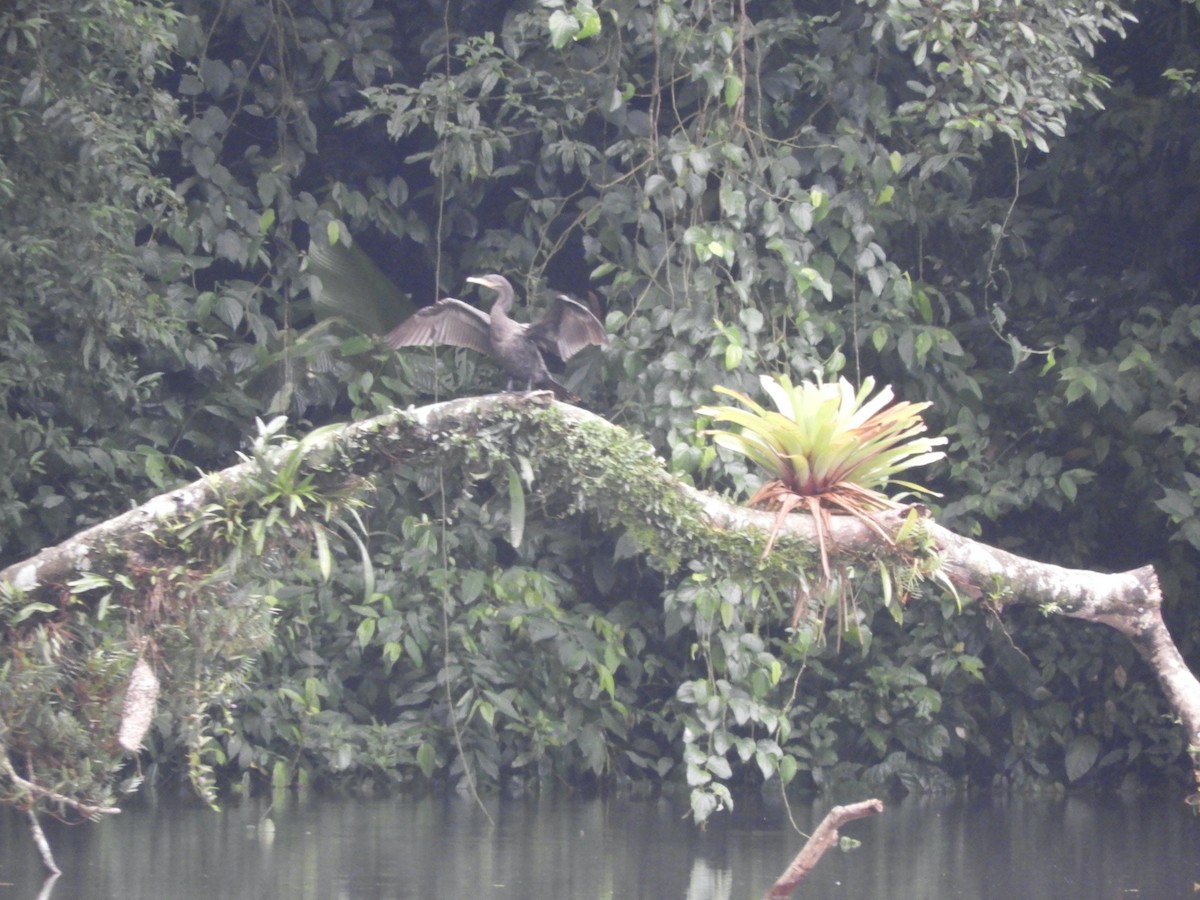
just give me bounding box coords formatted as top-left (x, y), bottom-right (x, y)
top-left (384, 274), bottom-right (608, 401)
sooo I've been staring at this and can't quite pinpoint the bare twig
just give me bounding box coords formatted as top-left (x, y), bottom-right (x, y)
top-left (765, 799), bottom-right (885, 899)
top-left (26, 808), bottom-right (61, 877)
top-left (0, 753), bottom-right (120, 819)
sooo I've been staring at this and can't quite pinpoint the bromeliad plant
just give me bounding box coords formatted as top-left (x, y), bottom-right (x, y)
top-left (698, 374), bottom-right (947, 579)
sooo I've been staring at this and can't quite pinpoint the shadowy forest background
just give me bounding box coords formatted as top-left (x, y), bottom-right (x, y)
top-left (2, 0), bottom-right (1200, 820)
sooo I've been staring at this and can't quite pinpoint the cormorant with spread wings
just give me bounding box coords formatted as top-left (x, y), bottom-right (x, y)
top-left (384, 274), bottom-right (607, 401)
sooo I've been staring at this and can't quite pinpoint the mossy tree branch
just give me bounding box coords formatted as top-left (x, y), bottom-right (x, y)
top-left (3, 393), bottom-right (1197, 784)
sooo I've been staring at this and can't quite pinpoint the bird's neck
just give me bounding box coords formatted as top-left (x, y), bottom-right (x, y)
top-left (490, 293), bottom-right (513, 318)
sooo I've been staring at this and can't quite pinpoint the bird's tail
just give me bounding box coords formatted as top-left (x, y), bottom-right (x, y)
top-left (541, 374), bottom-right (578, 403)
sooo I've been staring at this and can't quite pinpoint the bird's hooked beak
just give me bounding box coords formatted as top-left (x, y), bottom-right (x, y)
top-left (466, 274), bottom-right (515, 309)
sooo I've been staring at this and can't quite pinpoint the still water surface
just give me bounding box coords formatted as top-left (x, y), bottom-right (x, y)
top-left (1, 790), bottom-right (1197, 899)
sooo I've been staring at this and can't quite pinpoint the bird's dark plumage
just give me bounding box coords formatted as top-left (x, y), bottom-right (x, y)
top-left (384, 274), bottom-right (607, 401)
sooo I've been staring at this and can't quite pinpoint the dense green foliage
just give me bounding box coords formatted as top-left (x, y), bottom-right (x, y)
top-left (0, 0), bottom-right (186, 558)
top-left (3, 0), bottom-right (1200, 821)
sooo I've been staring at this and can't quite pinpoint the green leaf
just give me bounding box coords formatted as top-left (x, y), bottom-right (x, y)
top-left (778, 755), bottom-right (798, 784)
top-left (11, 602), bottom-right (58, 624)
top-left (1132, 409), bottom-right (1176, 434)
top-left (575, 2), bottom-right (602, 40)
top-left (548, 10), bottom-right (579, 48)
top-left (507, 463), bottom-right (526, 548)
top-left (723, 74), bottom-right (743, 108)
top-left (313, 524), bottom-right (332, 582)
top-left (356, 616), bottom-right (376, 648)
top-left (322, 46), bottom-right (340, 82)
top-left (416, 742), bottom-right (437, 777)
top-left (690, 786), bottom-right (716, 826)
top-left (68, 573), bottom-right (111, 594)
top-left (461, 569), bottom-right (486, 604)
top-left (477, 699), bottom-right (496, 727)
top-left (878, 559), bottom-right (893, 607)
top-left (403, 634), bottom-right (424, 667)
top-left (597, 663), bottom-right (616, 698)
top-left (724, 342), bottom-right (743, 370)
top-left (335, 510), bottom-right (375, 602)
top-left (706, 754), bottom-right (733, 779)
top-left (1065, 735), bottom-right (1100, 782)
top-left (1059, 472), bottom-right (1077, 502)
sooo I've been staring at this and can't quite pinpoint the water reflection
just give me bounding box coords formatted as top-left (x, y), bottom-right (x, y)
top-left (0, 790), bottom-right (1196, 898)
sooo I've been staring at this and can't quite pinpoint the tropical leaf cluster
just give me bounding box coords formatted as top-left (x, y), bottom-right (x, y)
top-left (699, 373), bottom-right (945, 590)
top-left (701, 374), bottom-right (947, 510)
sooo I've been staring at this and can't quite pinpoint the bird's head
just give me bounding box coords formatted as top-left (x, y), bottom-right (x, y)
top-left (467, 273), bottom-right (516, 312)
top-left (466, 273), bottom-right (511, 294)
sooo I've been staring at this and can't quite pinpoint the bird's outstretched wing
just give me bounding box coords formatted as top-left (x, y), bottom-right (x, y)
top-left (383, 298), bottom-right (491, 355)
top-left (526, 294), bottom-right (608, 360)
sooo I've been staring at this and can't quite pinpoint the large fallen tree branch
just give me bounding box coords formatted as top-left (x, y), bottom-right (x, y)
top-left (3, 393), bottom-right (1198, 759)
